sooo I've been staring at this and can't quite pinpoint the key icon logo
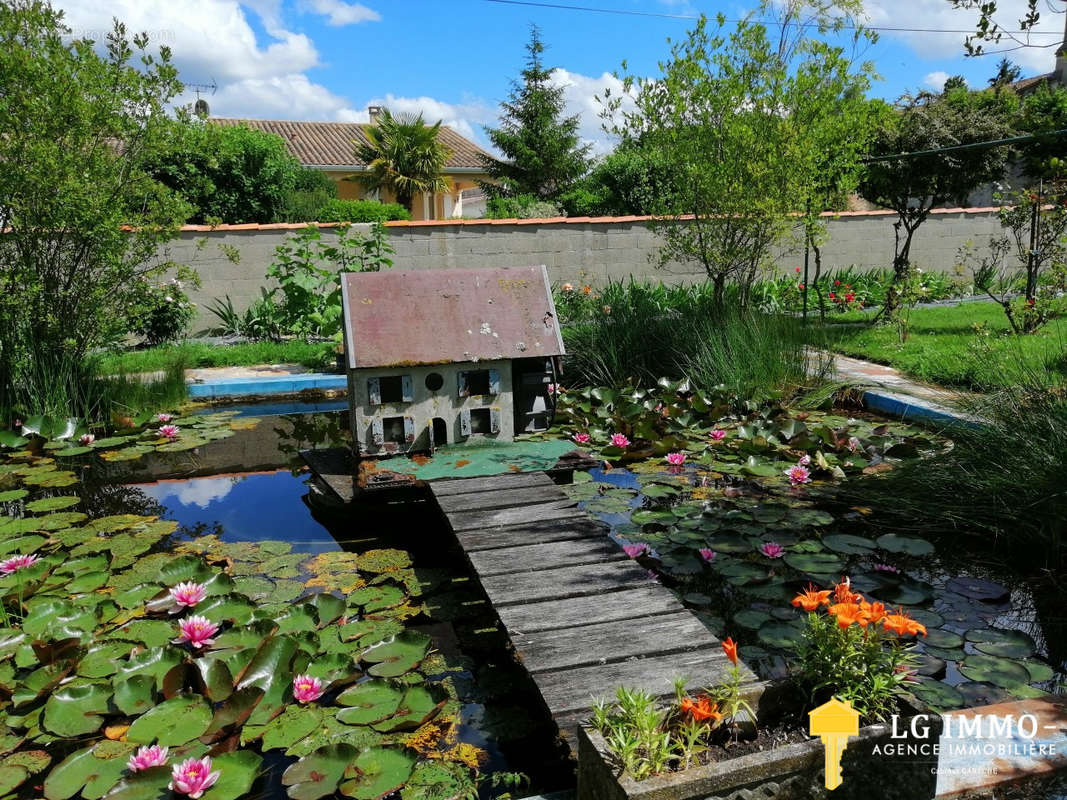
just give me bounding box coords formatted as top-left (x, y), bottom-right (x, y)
top-left (809, 697), bottom-right (860, 790)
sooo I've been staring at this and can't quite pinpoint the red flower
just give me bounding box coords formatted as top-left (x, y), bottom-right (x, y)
top-left (722, 637), bottom-right (739, 665)
top-left (829, 292), bottom-right (836, 299)
top-left (834, 280), bottom-right (841, 286)
top-left (845, 293), bottom-right (855, 302)
top-left (795, 267), bottom-right (801, 273)
top-left (798, 283), bottom-right (805, 290)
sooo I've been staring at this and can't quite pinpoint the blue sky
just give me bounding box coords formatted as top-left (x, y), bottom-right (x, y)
top-left (54, 0), bottom-right (1067, 153)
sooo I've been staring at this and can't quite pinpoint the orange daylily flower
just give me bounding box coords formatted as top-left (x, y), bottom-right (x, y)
top-left (582, 285), bottom-right (593, 295)
top-left (680, 695), bottom-right (723, 724)
top-left (861, 600), bottom-right (887, 625)
top-left (833, 576), bottom-right (863, 604)
top-left (827, 602), bottom-right (869, 628)
top-left (882, 610), bottom-right (927, 637)
top-left (722, 637), bottom-right (739, 665)
top-left (792, 585), bottom-right (832, 612)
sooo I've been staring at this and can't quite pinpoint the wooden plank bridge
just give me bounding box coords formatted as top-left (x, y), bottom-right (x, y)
top-left (430, 471), bottom-right (763, 747)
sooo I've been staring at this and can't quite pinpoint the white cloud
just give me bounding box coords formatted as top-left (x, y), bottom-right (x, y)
top-left (547, 68), bottom-right (634, 155)
top-left (862, 0), bottom-right (1063, 75)
top-left (923, 70), bottom-right (952, 90)
top-left (303, 0), bottom-right (381, 27)
top-left (341, 93), bottom-right (497, 143)
top-left (194, 73), bottom-right (360, 119)
top-left (141, 476), bottom-right (237, 509)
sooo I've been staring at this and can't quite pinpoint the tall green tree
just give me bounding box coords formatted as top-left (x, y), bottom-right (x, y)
top-left (606, 8), bottom-right (876, 306)
top-left (146, 121), bottom-right (312, 223)
top-left (355, 108), bottom-right (452, 213)
top-left (858, 87), bottom-right (1017, 317)
top-left (0, 0), bottom-right (189, 417)
top-left (480, 26), bottom-right (590, 201)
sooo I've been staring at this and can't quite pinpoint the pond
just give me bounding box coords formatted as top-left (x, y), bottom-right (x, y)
top-left (0, 409), bottom-right (573, 800)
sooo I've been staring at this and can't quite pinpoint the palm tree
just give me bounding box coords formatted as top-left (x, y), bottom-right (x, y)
top-left (355, 109), bottom-right (453, 212)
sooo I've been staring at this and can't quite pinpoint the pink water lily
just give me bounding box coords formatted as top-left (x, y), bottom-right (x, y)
top-left (760, 542), bottom-right (785, 558)
top-left (169, 757), bottom-right (220, 799)
top-left (174, 615), bottom-right (219, 649)
top-left (784, 464), bottom-right (811, 485)
top-left (874, 563), bottom-right (901, 574)
top-left (610, 433), bottom-right (630, 448)
top-left (0, 554), bottom-right (37, 574)
top-left (128, 745), bottom-right (168, 773)
top-left (709, 429), bottom-right (726, 441)
top-left (665, 452), bottom-right (686, 466)
top-left (698, 548), bottom-right (716, 563)
top-left (623, 543), bottom-right (650, 559)
top-left (797, 454), bottom-right (811, 466)
top-left (572, 432), bottom-right (591, 444)
top-left (169, 581), bottom-right (207, 609)
top-left (158, 424), bottom-right (180, 439)
top-left (79, 433), bottom-right (95, 446)
top-left (848, 436), bottom-right (862, 453)
top-left (292, 674), bottom-right (325, 703)
top-left (157, 413), bottom-right (173, 423)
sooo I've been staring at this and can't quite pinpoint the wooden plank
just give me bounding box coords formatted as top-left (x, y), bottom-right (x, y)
top-left (456, 518), bottom-right (607, 551)
top-left (495, 585), bottom-right (686, 634)
top-left (430, 471), bottom-right (554, 496)
top-left (445, 500), bottom-right (577, 532)
top-left (534, 649), bottom-right (746, 717)
top-left (513, 612), bottom-right (718, 674)
top-left (435, 484), bottom-right (567, 514)
top-left (300, 448), bottom-right (355, 503)
top-left (479, 560), bottom-right (651, 606)
top-left (467, 538), bottom-right (626, 577)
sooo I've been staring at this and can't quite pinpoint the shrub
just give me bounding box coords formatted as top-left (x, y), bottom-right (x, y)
top-left (282, 168), bottom-right (338, 223)
top-left (130, 276), bottom-right (198, 346)
top-left (314, 199), bottom-right (411, 223)
top-left (486, 194), bottom-right (563, 219)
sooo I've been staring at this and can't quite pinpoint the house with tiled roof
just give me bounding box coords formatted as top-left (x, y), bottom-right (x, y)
top-left (211, 108), bottom-right (491, 221)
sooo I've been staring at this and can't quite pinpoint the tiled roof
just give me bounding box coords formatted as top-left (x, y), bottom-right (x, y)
top-left (209, 118), bottom-right (490, 170)
top-left (1008, 72), bottom-right (1056, 94)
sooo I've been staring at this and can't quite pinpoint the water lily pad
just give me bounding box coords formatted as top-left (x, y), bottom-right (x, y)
top-left (201, 750), bottom-right (262, 800)
top-left (400, 761), bottom-right (474, 800)
top-left (915, 653), bottom-right (947, 679)
top-left (786, 509), bottom-right (835, 527)
top-left (923, 629), bottom-right (964, 650)
top-left (113, 675), bottom-right (156, 716)
top-left (968, 628), bottom-right (1036, 659)
top-left (908, 609), bottom-right (944, 629)
top-left (257, 704), bottom-right (325, 750)
top-left (373, 685), bottom-right (441, 732)
top-left (127, 694), bottom-right (213, 745)
top-left (909, 678), bottom-right (965, 710)
top-left (783, 552), bottom-right (843, 575)
top-left (757, 620), bottom-right (805, 650)
top-left (42, 746), bottom-right (129, 800)
top-left (875, 534), bottom-right (934, 557)
top-left (945, 577), bottom-right (1010, 603)
top-left (733, 608), bottom-right (772, 630)
top-left (956, 681), bottom-right (1013, 706)
top-left (26, 496), bottom-right (80, 513)
top-left (0, 489), bottom-right (28, 502)
top-left (43, 683), bottom-right (111, 737)
top-left (339, 748), bottom-right (416, 800)
top-left (1020, 660), bottom-right (1055, 683)
top-left (922, 645), bottom-right (966, 662)
top-left (958, 655), bottom-right (1031, 689)
top-left (283, 744), bottom-right (357, 800)
top-left (349, 586), bottom-right (405, 614)
top-left (821, 534), bottom-right (877, 555)
top-left (363, 631), bottom-right (431, 678)
top-left (336, 680), bottom-right (404, 725)
top-left (716, 561), bottom-right (770, 586)
top-left (705, 534), bottom-right (753, 554)
top-left (631, 509), bottom-right (677, 526)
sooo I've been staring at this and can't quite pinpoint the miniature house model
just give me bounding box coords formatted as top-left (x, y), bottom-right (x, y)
top-left (340, 266), bottom-right (565, 458)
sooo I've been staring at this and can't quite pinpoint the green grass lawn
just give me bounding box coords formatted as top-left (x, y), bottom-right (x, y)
top-left (812, 301), bottom-right (1067, 390)
top-left (97, 340), bottom-right (337, 375)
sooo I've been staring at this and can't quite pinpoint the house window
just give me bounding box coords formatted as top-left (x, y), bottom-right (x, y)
top-left (458, 368), bottom-right (500, 397)
top-left (382, 416), bottom-right (407, 444)
top-left (469, 408), bottom-right (492, 434)
top-left (368, 375), bottom-right (413, 405)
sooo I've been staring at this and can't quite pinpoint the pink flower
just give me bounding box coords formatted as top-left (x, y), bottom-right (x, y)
top-left (797, 454), bottom-right (811, 466)
top-left (174, 615), bottom-right (219, 649)
top-left (874, 563), bottom-right (901, 574)
top-left (169, 757), bottom-right (220, 799)
top-left (128, 745), bottom-right (168, 773)
top-left (698, 548), bottom-right (716, 563)
top-left (610, 433), bottom-right (630, 448)
top-left (0, 554), bottom-right (37, 574)
top-left (169, 581), bottom-right (207, 609)
top-left (79, 433), bottom-right (95, 446)
top-left (157, 413), bottom-right (173, 423)
top-left (158, 425), bottom-right (180, 439)
top-left (848, 437), bottom-right (862, 453)
top-left (709, 429), bottom-right (726, 442)
top-left (760, 542), bottom-right (785, 558)
top-left (665, 452), bottom-right (686, 466)
top-left (623, 543), bottom-right (650, 559)
top-left (572, 432), bottom-right (591, 444)
top-left (646, 570), bottom-right (658, 581)
top-left (784, 464), bottom-right (811, 485)
top-left (292, 674), bottom-right (325, 703)
top-left (547, 383), bottom-right (557, 395)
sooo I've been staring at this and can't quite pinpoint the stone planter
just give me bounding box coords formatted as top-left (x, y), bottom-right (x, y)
top-left (577, 694), bottom-right (942, 800)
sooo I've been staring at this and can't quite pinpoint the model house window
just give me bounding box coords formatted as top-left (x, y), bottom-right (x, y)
top-left (457, 368), bottom-right (500, 398)
top-left (367, 375), bottom-right (413, 405)
top-left (371, 416), bottom-right (415, 445)
top-left (459, 408), bottom-right (501, 436)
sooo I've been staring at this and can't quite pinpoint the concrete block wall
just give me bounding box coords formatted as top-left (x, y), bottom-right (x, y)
top-left (164, 209), bottom-right (1014, 329)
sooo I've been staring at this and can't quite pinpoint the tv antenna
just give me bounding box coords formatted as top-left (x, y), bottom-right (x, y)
top-left (186, 79), bottom-right (218, 118)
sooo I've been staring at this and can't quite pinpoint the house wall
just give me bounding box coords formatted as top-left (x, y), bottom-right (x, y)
top-left (325, 171), bottom-right (487, 221)
top-left (167, 207), bottom-right (1013, 329)
top-left (348, 361), bottom-right (513, 457)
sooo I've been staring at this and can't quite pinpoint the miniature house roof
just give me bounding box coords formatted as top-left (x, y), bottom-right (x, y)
top-left (340, 266), bottom-right (566, 369)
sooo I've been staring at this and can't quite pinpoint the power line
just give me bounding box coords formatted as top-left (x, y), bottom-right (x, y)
top-left (484, 0), bottom-right (1063, 36)
top-left (863, 128), bottom-right (1067, 163)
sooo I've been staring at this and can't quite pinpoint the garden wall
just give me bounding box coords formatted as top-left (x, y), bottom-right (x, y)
top-left (164, 207), bottom-right (1010, 328)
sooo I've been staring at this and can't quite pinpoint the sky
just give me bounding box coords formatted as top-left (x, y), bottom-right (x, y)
top-left (52, 0), bottom-right (1067, 154)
